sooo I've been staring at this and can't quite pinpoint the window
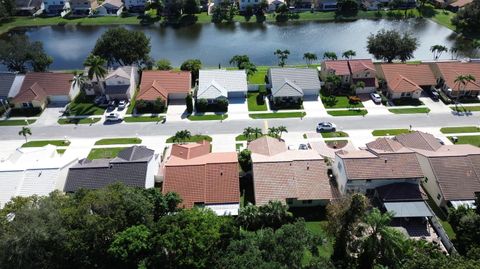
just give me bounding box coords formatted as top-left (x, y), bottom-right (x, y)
top-left (337, 162), bottom-right (343, 171)
top-left (437, 193), bottom-right (441, 200)
top-left (406, 92), bottom-right (411, 97)
top-left (286, 198), bottom-right (293, 205)
top-left (424, 177), bottom-right (428, 183)
top-left (366, 179), bottom-right (372, 183)
top-left (302, 200), bottom-right (313, 205)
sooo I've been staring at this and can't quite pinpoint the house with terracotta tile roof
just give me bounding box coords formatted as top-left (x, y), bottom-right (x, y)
top-left (431, 61), bottom-right (480, 98)
top-left (393, 131), bottom-right (480, 209)
top-left (137, 70), bottom-right (191, 105)
top-left (248, 136), bottom-right (335, 207)
top-left (320, 59), bottom-right (377, 94)
top-left (332, 137), bottom-right (424, 194)
top-left (378, 63), bottom-right (436, 100)
top-left (162, 141), bottom-right (240, 215)
top-left (448, 0), bottom-right (473, 11)
top-left (11, 72), bottom-right (79, 109)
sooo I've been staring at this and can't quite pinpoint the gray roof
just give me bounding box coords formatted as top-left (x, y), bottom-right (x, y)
top-left (269, 68), bottom-right (320, 97)
top-left (64, 146), bottom-right (154, 192)
top-left (0, 73), bottom-right (16, 99)
top-left (105, 84), bottom-right (130, 95)
top-left (384, 201), bottom-right (433, 218)
top-left (197, 70), bottom-right (247, 99)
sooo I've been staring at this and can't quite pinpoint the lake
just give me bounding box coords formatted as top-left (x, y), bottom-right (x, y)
top-left (6, 18), bottom-right (475, 69)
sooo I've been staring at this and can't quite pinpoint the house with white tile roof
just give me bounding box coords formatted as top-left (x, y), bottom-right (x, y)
top-left (197, 70), bottom-right (247, 102)
top-left (268, 68), bottom-right (321, 104)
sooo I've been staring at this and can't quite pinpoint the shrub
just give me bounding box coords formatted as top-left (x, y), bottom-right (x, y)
top-left (256, 93), bottom-right (265, 105)
top-left (135, 99), bottom-right (165, 114)
top-left (348, 96), bottom-right (361, 104)
top-left (238, 149), bottom-right (252, 172)
top-left (185, 93), bottom-right (193, 114)
top-left (195, 98), bottom-right (208, 112)
top-left (217, 98), bottom-right (229, 111)
top-left (437, 89), bottom-right (452, 105)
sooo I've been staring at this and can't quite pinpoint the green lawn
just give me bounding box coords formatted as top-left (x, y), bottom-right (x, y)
top-left (390, 98), bottom-right (424, 106)
top-left (327, 109), bottom-right (368, 116)
top-left (58, 117), bottom-right (101, 125)
top-left (249, 112), bottom-right (306, 119)
top-left (388, 108), bottom-right (430, 114)
top-left (430, 9), bottom-right (455, 30)
top-left (56, 149), bottom-right (66, 154)
top-left (424, 191), bottom-right (456, 240)
top-left (321, 131), bottom-right (349, 138)
top-left (65, 93), bottom-right (106, 116)
top-left (448, 135), bottom-right (480, 147)
top-left (124, 116), bottom-right (165, 122)
top-left (235, 134), bottom-right (264, 141)
top-left (372, 129), bottom-right (412, 136)
top-left (0, 119), bottom-right (36, 126)
top-left (87, 147), bottom-right (126, 160)
top-left (321, 96), bottom-right (365, 109)
top-left (248, 67), bottom-right (268, 84)
top-left (22, 140), bottom-right (71, 147)
top-left (94, 137), bottom-right (142, 145)
top-left (304, 221), bottom-right (334, 261)
top-left (187, 114), bottom-right (228, 121)
top-left (440, 126), bottom-right (480, 134)
top-left (247, 92), bottom-right (268, 111)
top-left (165, 135), bottom-right (213, 143)
top-left (451, 106), bottom-right (480, 112)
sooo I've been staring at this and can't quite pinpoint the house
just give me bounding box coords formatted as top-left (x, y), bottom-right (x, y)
top-left (11, 72), bottom-right (79, 109)
top-left (431, 62), bottom-right (480, 98)
top-left (239, 0), bottom-right (262, 11)
top-left (63, 0), bottom-right (98, 15)
top-left (316, 0), bottom-right (337, 10)
top-left (123, 0), bottom-right (146, 12)
top-left (268, 68), bottom-right (321, 104)
top-left (0, 145), bottom-right (78, 208)
top-left (162, 141), bottom-right (240, 215)
top-left (197, 70), bottom-right (248, 102)
top-left (394, 131), bottom-right (480, 209)
top-left (64, 146), bottom-right (158, 192)
top-left (0, 73), bottom-right (24, 106)
top-left (447, 0), bottom-right (472, 11)
top-left (15, 0), bottom-right (42, 15)
top-left (94, 0), bottom-right (123, 15)
top-left (267, 0), bottom-right (285, 11)
top-left (137, 70), bottom-right (191, 105)
top-left (332, 137), bottom-right (424, 194)
top-left (41, 0), bottom-right (66, 15)
top-left (103, 66), bottom-right (139, 101)
top-left (320, 59), bottom-right (377, 94)
top-left (378, 63), bottom-right (436, 99)
top-left (248, 136), bottom-right (335, 206)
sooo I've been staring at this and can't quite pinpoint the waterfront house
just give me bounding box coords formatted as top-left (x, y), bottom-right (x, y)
top-left (0, 73), bottom-right (24, 106)
top-left (64, 146), bottom-right (158, 192)
top-left (123, 0), bottom-right (146, 12)
top-left (63, 0), bottom-right (99, 16)
top-left (0, 145), bottom-right (78, 208)
top-left (378, 63), bottom-right (436, 100)
top-left (11, 72), bottom-right (79, 109)
top-left (268, 68), bottom-right (321, 105)
top-left (430, 61), bottom-right (480, 99)
top-left (320, 59), bottom-right (377, 94)
top-left (15, 0), bottom-right (42, 15)
top-left (248, 136), bottom-right (335, 207)
top-left (161, 141), bottom-right (240, 215)
top-left (103, 66), bottom-right (139, 101)
top-left (137, 70), bottom-right (191, 105)
top-left (41, 0), bottom-right (66, 15)
top-left (94, 0), bottom-right (123, 15)
top-left (196, 69), bottom-right (248, 102)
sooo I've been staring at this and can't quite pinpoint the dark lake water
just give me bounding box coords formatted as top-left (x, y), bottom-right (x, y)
top-left (5, 18), bottom-right (476, 70)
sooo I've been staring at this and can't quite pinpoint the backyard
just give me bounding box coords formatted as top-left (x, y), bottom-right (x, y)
top-left (247, 92), bottom-right (268, 112)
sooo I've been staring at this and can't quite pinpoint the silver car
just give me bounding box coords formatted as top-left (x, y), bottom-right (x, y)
top-left (316, 122), bottom-right (336, 132)
top-left (106, 113), bottom-right (122, 121)
top-left (370, 92), bottom-right (382, 104)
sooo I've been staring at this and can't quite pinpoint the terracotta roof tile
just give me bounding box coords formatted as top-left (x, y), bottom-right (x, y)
top-left (380, 64), bottom-right (436, 92)
top-left (434, 62), bottom-right (480, 92)
top-left (324, 60), bottom-right (350, 76)
top-left (138, 71), bottom-right (191, 101)
top-left (449, 0), bottom-right (472, 7)
top-left (247, 136), bottom-right (286, 156)
top-left (12, 72), bottom-right (72, 103)
top-left (366, 137), bottom-right (412, 154)
top-left (394, 131), bottom-right (442, 151)
top-left (348, 59), bottom-right (375, 73)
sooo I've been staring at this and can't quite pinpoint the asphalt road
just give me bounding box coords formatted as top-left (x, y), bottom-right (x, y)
top-left (1, 112), bottom-right (479, 140)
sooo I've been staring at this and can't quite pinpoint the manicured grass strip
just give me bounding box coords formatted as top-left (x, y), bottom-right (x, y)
top-left (451, 106), bottom-right (480, 112)
top-left (321, 96), bottom-right (364, 109)
top-left (440, 126), bottom-right (480, 134)
top-left (388, 108), bottom-right (430, 114)
top-left (187, 114), bottom-right (227, 121)
top-left (248, 67), bottom-right (268, 84)
top-left (124, 116), bottom-right (165, 122)
top-left (321, 131), bottom-right (349, 138)
top-left (166, 135), bottom-right (213, 143)
top-left (0, 119), bottom-right (36, 126)
top-left (249, 112), bottom-right (306, 119)
top-left (448, 135), bottom-right (480, 147)
top-left (56, 149), bottom-right (66, 154)
top-left (58, 117), bottom-right (101, 125)
top-left (22, 140), bottom-right (71, 147)
top-left (327, 109), bottom-right (367, 116)
top-left (235, 134), bottom-right (264, 141)
top-left (247, 92), bottom-right (268, 111)
top-left (87, 147), bottom-right (126, 160)
top-left (372, 129), bottom-right (412, 136)
top-left (94, 137), bottom-right (142, 145)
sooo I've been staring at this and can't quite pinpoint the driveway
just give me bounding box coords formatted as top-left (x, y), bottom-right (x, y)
top-left (419, 96), bottom-right (451, 114)
top-left (303, 97), bottom-right (328, 117)
top-left (35, 107), bottom-right (65, 126)
top-left (227, 98), bottom-right (249, 120)
top-left (360, 95), bottom-right (390, 115)
top-left (167, 100), bottom-right (187, 121)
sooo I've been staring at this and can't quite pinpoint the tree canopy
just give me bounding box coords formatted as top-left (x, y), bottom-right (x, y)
top-left (0, 0), bottom-right (15, 20)
top-left (367, 29), bottom-right (419, 63)
top-left (452, 0), bottom-right (480, 34)
top-left (92, 27), bottom-right (151, 66)
top-left (0, 34), bottom-right (52, 73)
top-left (180, 59), bottom-right (202, 84)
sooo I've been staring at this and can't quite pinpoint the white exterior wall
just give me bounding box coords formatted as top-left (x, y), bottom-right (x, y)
top-left (105, 76), bottom-right (130, 87)
top-left (128, 67), bottom-right (139, 100)
top-left (388, 89), bottom-right (422, 99)
top-left (144, 154), bottom-right (160, 189)
top-left (416, 155), bottom-right (446, 208)
top-left (69, 81), bottom-right (80, 100)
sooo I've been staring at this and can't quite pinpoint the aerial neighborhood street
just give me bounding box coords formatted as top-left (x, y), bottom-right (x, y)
top-left (1, 0), bottom-right (480, 266)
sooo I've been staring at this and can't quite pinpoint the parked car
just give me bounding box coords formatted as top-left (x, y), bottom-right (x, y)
top-left (94, 96), bottom-right (106, 105)
top-left (107, 100), bottom-right (116, 111)
top-left (436, 138), bottom-right (445, 145)
top-left (118, 100), bottom-right (127, 110)
top-left (105, 113), bottom-right (122, 122)
top-left (425, 88), bottom-right (439, 101)
top-left (298, 144), bottom-right (310, 150)
top-left (316, 122), bottom-right (336, 132)
top-left (370, 92), bottom-right (382, 104)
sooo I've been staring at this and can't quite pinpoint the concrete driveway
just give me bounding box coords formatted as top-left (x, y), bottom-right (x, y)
top-left (35, 107), bottom-right (65, 126)
top-left (419, 96), bottom-right (451, 114)
top-left (167, 100), bottom-right (187, 121)
top-left (228, 98), bottom-right (249, 120)
top-left (303, 97), bottom-right (328, 117)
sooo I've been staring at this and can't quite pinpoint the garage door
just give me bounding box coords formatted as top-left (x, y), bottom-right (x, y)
top-left (48, 95), bottom-right (70, 106)
top-left (303, 89), bottom-right (319, 99)
top-left (169, 93), bottom-right (188, 100)
top-left (228, 91), bottom-right (246, 98)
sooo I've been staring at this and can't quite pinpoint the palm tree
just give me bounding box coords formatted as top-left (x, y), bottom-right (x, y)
top-left (259, 201), bottom-right (293, 230)
top-left (243, 127), bottom-right (254, 141)
top-left (325, 74), bottom-right (341, 95)
top-left (430, 45), bottom-right (448, 60)
top-left (237, 204), bottom-right (260, 230)
top-left (277, 125), bottom-right (288, 138)
top-left (323, 51), bottom-right (338, 61)
top-left (274, 49), bottom-right (290, 67)
top-left (453, 74), bottom-right (476, 110)
top-left (303, 52), bottom-right (318, 66)
top-left (449, 47), bottom-right (458, 60)
top-left (342, 50), bottom-right (356, 59)
top-left (241, 62), bottom-right (257, 78)
top-left (252, 127), bottom-right (262, 139)
top-left (84, 54), bottom-right (107, 89)
top-left (174, 130), bottom-right (192, 143)
top-left (229, 55), bottom-right (250, 69)
top-left (71, 71), bottom-right (86, 91)
top-left (268, 127), bottom-right (279, 138)
top-left (18, 127), bottom-right (31, 143)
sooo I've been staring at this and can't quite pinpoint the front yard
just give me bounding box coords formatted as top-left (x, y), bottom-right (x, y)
top-left (58, 117), bottom-right (101, 125)
top-left (450, 106), bottom-right (480, 112)
top-left (440, 126), bottom-right (480, 134)
top-left (390, 98), bottom-right (424, 106)
top-left (165, 135), bottom-right (213, 143)
top-left (327, 109), bottom-right (368, 116)
top-left (388, 108), bottom-right (430, 114)
top-left (124, 116), bottom-right (165, 122)
top-left (321, 95), bottom-right (364, 109)
top-left (448, 135), bottom-right (480, 147)
top-left (22, 140), bottom-right (71, 147)
top-left (87, 147), bottom-right (126, 160)
top-left (321, 131), bottom-right (349, 138)
top-left (0, 119), bottom-right (36, 126)
top-left (94, 137), bottom-right (142, 145)
top-left (65, 93), bottom-right (105, 116)
top-left (249, 112), bottom-right (306, 119)
top-left (372, 129), bottom-right (412, 136)
top-left (247, 92), bottom-right (267, 111)
top-left (188, 114), bottom-right (227, 121)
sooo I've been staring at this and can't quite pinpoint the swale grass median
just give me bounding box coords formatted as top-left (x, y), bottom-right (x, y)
top-left (249, 112), bottom-right (306, 119)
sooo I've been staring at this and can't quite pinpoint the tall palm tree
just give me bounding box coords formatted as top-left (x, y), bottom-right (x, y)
top-left (449, 47), bottom-right (458, 60)
top-left (303, 52), bottom-right (318, 66)
top-left (274, 49), bottom-right (290, 67)
top-left (454, 74), bottom-right (476, 110)
top-left (84, 54), bottom-right (107, 89)
top-left (268, 127), bottom-right (279, 138)
top-left (253, 127), bottom-right (262, 139)
top-left (342, 50), bottom-right (356, 59)
top-left (241, 62), bottom-right (257, 78)
top-left (430, 45), bottom-right (448, 60)
top-left (237, 204), bottom-right (260, 230)
top-left (243, 127), bottom-right (254, 141)
top-left (18, 127), bottom-right (31, 143)
top-left (277, 125), bottom-right (288, 138)
top-left (71, 71), bottom-right (86, 91)
top-left (174, 129), bottom-right (192, 143)
top-left (323, 51), bottom-right (338, 61)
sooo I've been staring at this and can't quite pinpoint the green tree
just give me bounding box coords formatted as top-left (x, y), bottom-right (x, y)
top-left (238, 149), bottom-right (252, 172)
top-left (108, 225), bottom-right (152, 268)
top-left (453, 74), bottom-right (476, 110)
top-left (185, 93), bottom-right (194, 114)
top-left (174, 129), bottom-right (192, 143)
top-left (195, 98), bottom-right (208, 112)
top-left (450, 47), bottom-right (459, 60)
top-left (71, 71), bottom-right (86, 91)
top-left (230, 55), bottom-right (250, 69)
top-left (430, 45), bottom-right (448, 60)
top-left (244, 5), bottom-right (254, 21)
top-left (155, 59), bottom-right (173, 70)
top-left (277, 125), bottom-right (287, 138)
top-left (243, 126), bottom-right (254, 141)
top-left (303, 52), bottom-right (318, 66)
top-left (252, 127), bottom-right (262, 138)
top-left (18, 126), bottom-right (31, 142)
top-left (237, 201), bottom-right (294, 231)
top-left (268, 126), bottom-right (279, 138)
top-left (83, 54), bottom-right (107, 83)
top-left (0, 0), bottom-right (15, 19)
top-left (342, 50), bottom-right (356, 59)
top-left (367, 29), bottom-right (419, 63)
top-left (337, 0), bottom-right (358, 15)
top-left (274, 49), bottom-right (290, 67)
top-left (324, 74), bottom-right (341, 95)
top-left (240, 61), bottom-right (257, 78)
top-left (452, 0), bottom-right (480, 34)
top-left (0, 35), bottom-right (52, 73)
top-left (92, 27), bottom-right (151, 66)
top-left (180, 59), bottom-right (202, 85)
top-left (323, 51), bottom-right (338, 60)
top-left (183, 0), bottom-right (200, 14)
top-left (217, 97), bottom-right (229, 111)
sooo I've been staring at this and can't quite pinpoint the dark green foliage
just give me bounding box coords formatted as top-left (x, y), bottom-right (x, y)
top-left (237, 201), bottom-right (294, 231)
top-left (195, 98), bottom-right (208, 112)
top-left (180, 59), bottom-right (202, 84)
top-left (185, 93), bottom-right (194, 114)
top-left (0, 34), bottom-right (52, 73)
top-left (92, 27), bottom-right (151, 66)
top-left (155, 59), bottom-right (172, 70)
top-left (230, 55), bottom-right (251, 69)
top-left (452, 0), bottom-right (480, 34)
top-left (0, 0), bottom-right (15, 20)
top-left (135, 98), bottom-right (166, 114)
top-left (216, 98), bottom-right (229, 111)
top-left (108, 225), bottom-right (152, 268)
top-left (183, 0), bottom-right (200, 14)
top-left (337, 0), bottom-right (358, 16)
top-left (367, 29), bottom-right (419, 63)
top-left (238, 149), bottom-right (252, 172)
top-left (211, 1), bottom-right (237, 23)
